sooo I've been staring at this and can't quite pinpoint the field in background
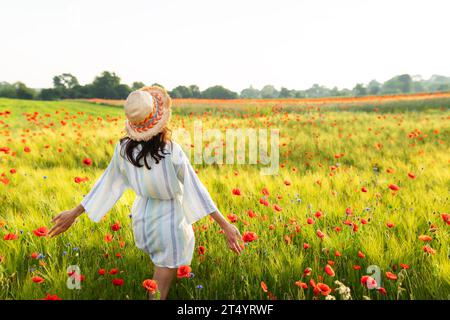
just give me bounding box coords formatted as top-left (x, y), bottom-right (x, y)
top-left (0, 96), bottom-right (449, 300)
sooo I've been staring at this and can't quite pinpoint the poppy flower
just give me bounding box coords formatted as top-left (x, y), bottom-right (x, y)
top-left (284, 179), bottom-right (291, 186)
top-left (335, 251), bottom-right (341, 257)
top-left (303, 243), bottom-right (310, 250)
top-left (324, 264), bottom-right (335, 277)
top-left (303, 267), bottom-right (312, 276)
top-left (423, 245), bottom-right (435, 255)
top-left (357, 251), bottom-right (365, 259)
top-left (386, 222), bottom-right (395, 228)
top-left (361, 218), bottom-right (368, 225)
top-left (197, 246), bottom-right (206, 255)
top-left (104, 234), bottom-right (113, 242)
top-left (295, 281), bottom-right (308, 289)
top-left (269, 224), bottom-right (275, 230)
top-left (9, 168), bottom-right (16, 174)
top-left (98, 269), bottom-right (106, 276)
top-left (316, 229), bottom-right (325, 239)
top-left (242, 231), bottom-right (258, 243)
top-left (112, 278), bottom-right (124, 286)
top-left (32, 276), bottom-right (45, 284)
top-left (24, 146), bottom-right (31, 153)
top-left (386, 272), bottom-right (398, 280)
top-left (247, 209), bottom-right (257, 218)
top-left (378, 287), bottom-right (387, 295)
top-left (408, 172), bottom-right (416, 179)
top-left (353, 265), bottom-right (361, 270)
top-left (400, 263), bottom-right (410, 269)
top-left (177, 265), bottom-right (192, 278)
top-left (143, 279), bottom-right (158, 293)
top-left (33, 227), bottom-right (48, 237)
top-left (314, 211), bottom-right (322, 218)
top-left (82, 158), bottom-right (92, 166)
top-left (307, 217), bottom-right (314, 225)
top-left (260, 281), bottom-right (268, 293)
top-left (389, 184), bottom-right (400, 191)
top-left (361, 275), bottom-right (377, 289)
top-left (273, 204), bottom-right (282, 212)
top-left (441, 213), bottom-right (450, 225)
top-left (3, 233), bottom-right (18, 240)
top-left (316, 283), bottom-right (331, 296)
top-left (109, 268), bottom-right (119, 275)
top-left (227, 213), bottom-right (238, 223)
top-left (262, 187), bottom-right (270, 196)
top-left (345, 207), bottom-right (353, 215)
top-left (361, 187), bottom-right (368, 193)
top-left (418, 235), bottom-right (432, 242)
top-left (232, 188), bottom-right (241, 196)
top-left (111, 222), bottom-right (121, 232)
top-left (42, 294), bottom-right (62, 300)
top-left (259, 198), bottom-right (269, 206)
top-left (31, 252), bottom-right (39, 259)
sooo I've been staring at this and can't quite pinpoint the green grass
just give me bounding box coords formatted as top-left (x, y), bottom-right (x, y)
top-left (0, 97), bottom-right (449, 300)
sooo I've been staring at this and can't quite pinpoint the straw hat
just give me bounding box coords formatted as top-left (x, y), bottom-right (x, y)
top-left (124, 86), bottom-right (172, 141)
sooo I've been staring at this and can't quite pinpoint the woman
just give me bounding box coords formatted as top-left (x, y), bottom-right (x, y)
top-left (48, 86), bottom-right (243, 300)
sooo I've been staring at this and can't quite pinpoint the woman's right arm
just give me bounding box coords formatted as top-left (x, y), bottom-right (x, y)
top-left (48, 204), bottom-right (85, 237)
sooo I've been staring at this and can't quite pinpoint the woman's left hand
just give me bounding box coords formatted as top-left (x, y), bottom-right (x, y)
top-left (223, 223), bottom-right (243, 254)
top-left (48, 206), bottom-right (84, 238)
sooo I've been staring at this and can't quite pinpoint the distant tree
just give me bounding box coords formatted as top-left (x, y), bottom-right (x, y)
top-left (304, 84), bottom-right (331, 98)
top-left (260, 85), bottom-right (279, 99)
top-left (279, 87), bottom-right (294, 98)
top-left (189, 85), bottom-right (201, 98)
top-left (382, 74), bottom-right (413, 94)
top-left (201, 85), bottom-right (238, 99)
top-left (240, 86), bottom-right (261, 99)
top-left (132, 82), bottom-right (146, 90)
top-left (39, 88), bottom-right (61, 100)
top-left (171, 86), bottom-right (192, 98)
top-left (91, 71), bottom-right (124, 99)
top-left (367, 80), bottom-right (381, 95)
top-left (353, 83), bottom-right (367, 96)
top-left (0, 82), bottom-right (17, 98)
top-left (53, 73), bottom-right (79, 90)
top-left (14, 82), bottom-right (36, 99)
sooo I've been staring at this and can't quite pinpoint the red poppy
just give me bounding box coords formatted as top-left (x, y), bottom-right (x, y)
top-left (386, 222), bottom-right (395, 228)
top-left (82, 158), bottom-right (92, 166)
top-left (316, 229), bottom-right (325, 239)
top-left (273, 204), bottom-right (282, 212)
top-left (345, 207), bottom-right (353, 215)
top-left (33, 227), bottom-right (48, 237)
top-left (303, 243), bottom-right (310, 250)
top-left (389, 184), bottom-right (400, 191)
top-left (408, 172), bottom-right (416, 179)
top-left (386, 272), bottom-right (397, 280)
top-left (24, 146), bottom-right (31, 153)
top-left (361, 218), bottom-right (368, 225)
top-left (324, 264), bottom-right (335, 277)
top-left (3, 233), bottom-right (18, 240)
top-left (361, 275), bottom-right (377, 289)
top-left (197, 245), bottom-right (206, 255)
top-left (143, 279), bottom-right (158, 293)
top-left (423, 245), bottom-right (435, 255)
top-left (104, 234), bottom-right (113, 242)
top-left (109, 268), bottom-right (119, 275)
top-left (112, 278), bottom-right (124, 286)
top-left (111, 222), bottom-right (121, 232)
top-left (262, 187), bottom-right (270, 196)
top-left (314, 211), bottom-right (322, 218)
top-left (441, 213), bottom-right (450, 225)
top-left (400, 263), bottom-right (410, 269)
top-left (303, 267), bottom-right (312, 276)
top-left (353, 265), bottom-right (361, 270)
top-left (242, 231), bottom-right (258, 243)
top-left (361, 187), bottom-right (368, 193)
top-left (42, 294), bottom-right (62, 300)
top-left (316, 283), bottom-right (332, 296)
top-left (247, 209), bottom-right (257, 218)
top-left (259, 198), bottom-right (269, 206)
top-left (418, 235), bottom-right (432, 242)
top-left (378, 287), bottom-right (387, 295)
top-left (260, 281), bottom-right (268, 293)
top-left (295, 281), bottom-right (308, 289)
top-left (31, 252), bottom-right (39, 259)
top-left (227, 213), bottom-right (238, 223)
top-left (232, 188), bottom-right (242, 196)
top-left (98, 269), bottom-right (106, 276)
top-left (32, 276), bottom-right (45, 284)
top-left (357, 251), bottom-right (365, 258)
top-left (10, 168), bottom-right (16, 174)
top-left (177, 265), bottom-right (192, 278)
top-left (307, 217), bottom-right (314, 225)
top-left (284, 179), bottom-right (291, 186)
top-left (335, 251), bottom-right (341, 257)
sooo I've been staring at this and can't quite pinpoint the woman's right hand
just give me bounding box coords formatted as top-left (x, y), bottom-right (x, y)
top-left (48, 205), bottom-right (84, 238)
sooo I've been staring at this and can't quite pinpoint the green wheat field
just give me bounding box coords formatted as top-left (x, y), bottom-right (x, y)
top-left (0, 95), bottom-right (449, 300)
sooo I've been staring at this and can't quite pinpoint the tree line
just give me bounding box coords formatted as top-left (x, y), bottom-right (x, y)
top-left (0, 71), bottom-right (449, 101)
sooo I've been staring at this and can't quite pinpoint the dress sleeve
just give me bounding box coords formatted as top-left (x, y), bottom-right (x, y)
top-left (80, 142), bottom-right (128, 223)
top-left (171, 142), bottom-right (219, 225)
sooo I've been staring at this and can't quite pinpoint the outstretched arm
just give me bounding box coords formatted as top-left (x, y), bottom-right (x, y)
top-left (48, 204), bottom-right (85, 238)
top-left (209, 211), bottom-right (243, 254)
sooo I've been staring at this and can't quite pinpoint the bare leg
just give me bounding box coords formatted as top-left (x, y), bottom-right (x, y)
top-left (150, 266), bottom-right (177, 300)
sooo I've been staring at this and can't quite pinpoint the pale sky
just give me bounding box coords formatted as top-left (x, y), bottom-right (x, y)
top-left (1, 0), bottom-right (449, 92)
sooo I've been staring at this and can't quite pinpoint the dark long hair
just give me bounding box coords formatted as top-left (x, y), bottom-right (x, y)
top-left (119, 127), bottom-right (172, 170)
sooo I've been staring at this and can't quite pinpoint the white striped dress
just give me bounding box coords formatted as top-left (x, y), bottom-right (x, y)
top-left (80, 140), bottom-right (219, 268)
